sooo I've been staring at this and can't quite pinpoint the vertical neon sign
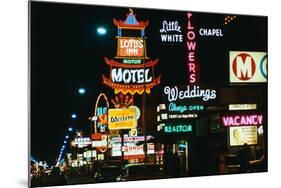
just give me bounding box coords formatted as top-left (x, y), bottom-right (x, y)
top-left (186, 13), bottom-right (199, 84)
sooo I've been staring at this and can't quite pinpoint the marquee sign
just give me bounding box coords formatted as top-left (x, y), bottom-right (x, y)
top-left (102, 9), bottom-right (161, 95)
top-left (108, 108), bottom-right (137, 130)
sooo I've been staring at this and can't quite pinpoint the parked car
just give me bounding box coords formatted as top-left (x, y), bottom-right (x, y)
top-left (94, 160), bottom-right (123, 183)
top-left (121, 163), bottom-right (161, 181)
top-left (43, 167), bottom-right (67, 186)
top-left (94, 165), bottom-right (123, 182)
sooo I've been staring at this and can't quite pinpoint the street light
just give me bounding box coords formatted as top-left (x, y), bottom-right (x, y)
top-left (78, 88), bottom-right (86, 95)
top-left (65, 135), bottom-right (69, 139)
top-left (97, 27), bottom-right (107, 35)
top-left (68, 127), bottom-right (73, 132)
top-left (71, 113), bottom-right (77, 119)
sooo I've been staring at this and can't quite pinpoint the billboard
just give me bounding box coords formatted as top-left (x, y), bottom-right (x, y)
top-left (229, 51), bottom-right (267, 83)
top-left (229, 126), bottom-right (258, 146)
top-left (108, 108), bottom-right (137, 129)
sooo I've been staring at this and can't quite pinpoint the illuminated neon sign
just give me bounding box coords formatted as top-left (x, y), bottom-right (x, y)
top-left (111, 67), bottom-right (152, 84)
top-left (168, 102), bottom-right (204, 113)
top-left (164, 85), bottom-right (216, 102)
top-left (164, 124), bottom-right (192, 133)
top-left (117, 37), bottom-right (145, 57)
top-left (92, 93), bottom-right (109, 133)
top-left (71, 137), bottom-right (91, 148)
top-left (186, 13), bottom-right (199, 84)
top-left (222, 115), bottom-right (263, 126)
top-left (123, 59), bottom-right (141, 64)
top-left (102, 9), bottom-right (161, 95)
top-left (159, 20), bottom-right (183, 42)
top-left (199, 28), bottom-right (223, 37)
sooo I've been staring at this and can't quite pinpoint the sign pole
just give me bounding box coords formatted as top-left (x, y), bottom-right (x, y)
top-left (121, 129), bottom-right (124, 165)
top-left (142, 36), bottom-right (148, 162)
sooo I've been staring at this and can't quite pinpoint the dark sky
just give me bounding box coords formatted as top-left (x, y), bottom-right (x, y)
top-left (30, 1), bottom-right (267, 165)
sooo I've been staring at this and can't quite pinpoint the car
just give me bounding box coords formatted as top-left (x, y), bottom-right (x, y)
top-left (94, 165), bottom-right (123, 183)
top-left (93, 160), bottom-right (123, 183)
top-left (121, 163), bottom-right (162, 181)
top-left (42, 167), bottom-right (67, 186)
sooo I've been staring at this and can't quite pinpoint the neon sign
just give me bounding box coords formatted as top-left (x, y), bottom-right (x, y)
top-left (160, 20), bottom-right (183, 42)
top-left (164, 85), bottom-right (216, 102)
top-left (186, 13), bottom-right (199, 84)
top-left (199, 28), bottom-right (223, 37)
top-left (168, 102), bottom-right (204, 113)
top-left (111, 68), bottom-right (152, 83)
top-left (164, 124), bottom-right (192, 133)
top-left (117, 37), bottom-right (144, 57)
top-left (222, 115), bottom-right (263, 126)
top-left (102, 9), bottom-right (161, 95)
top-left (123, 59), bottom-right (141, 64)
top-left (92, 93), bottom-right (109, 133)
top-left (71, 137), bottom-right (91, 148)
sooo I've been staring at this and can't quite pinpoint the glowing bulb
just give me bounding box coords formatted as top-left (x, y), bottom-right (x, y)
top-left (78, 88), bottom-right (86, 95)
top-left (97, 27), bottom-right (107, 35)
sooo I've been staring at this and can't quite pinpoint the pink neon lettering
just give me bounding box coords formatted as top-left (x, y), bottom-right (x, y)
top-left (189, 63), bottom-right (196, 73)
top-left (187, 42), bottom-right (196, 51)
top-left (223, 115), bottom-right (263, 126)
top-left (186, 12), bottom-right (197, 84)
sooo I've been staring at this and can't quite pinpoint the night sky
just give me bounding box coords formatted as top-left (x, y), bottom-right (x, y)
top-left (31, 1), bottom-right (267, 165)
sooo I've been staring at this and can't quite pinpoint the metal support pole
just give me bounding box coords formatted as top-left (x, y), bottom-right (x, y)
top-left (121, 130), bottom-right (124, 165)
top-left (142, 36), bottom-right (147, 162)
